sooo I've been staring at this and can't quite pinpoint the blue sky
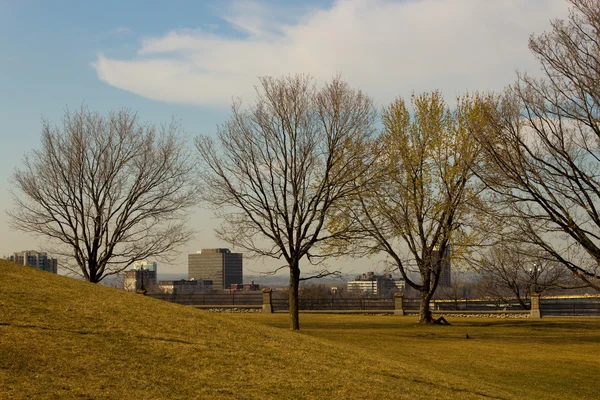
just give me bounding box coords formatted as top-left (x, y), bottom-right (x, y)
top-left (0, 0), bottom-right (571, 276)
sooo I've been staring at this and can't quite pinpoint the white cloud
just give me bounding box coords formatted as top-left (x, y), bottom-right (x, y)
top-left (92, 0), bottom-right (571, 107)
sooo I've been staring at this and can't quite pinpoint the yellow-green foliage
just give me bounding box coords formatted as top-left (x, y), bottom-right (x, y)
top-left (379, 92), bottom-right (485, 255)
top-left (1, 260), bottom-right (598, 399)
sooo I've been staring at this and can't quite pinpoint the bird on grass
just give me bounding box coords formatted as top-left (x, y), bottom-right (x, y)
top-left (466, 333), bottom-right (470, 339)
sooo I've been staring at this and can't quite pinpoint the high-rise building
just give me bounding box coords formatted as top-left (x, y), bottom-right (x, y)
top-left (188, 248), bottom-right (243, 291)
top-left (8, 250), bottom-right (58, 273)
top-left (433, 246), bottom-right (452, 287)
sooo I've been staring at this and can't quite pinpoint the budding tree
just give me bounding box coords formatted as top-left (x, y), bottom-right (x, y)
top-left (9, 107), bottom-right (197, 283)
top-left (196, 74), bottom-right (377, 330)
top-left (329, 92), bottom-right (487, 323)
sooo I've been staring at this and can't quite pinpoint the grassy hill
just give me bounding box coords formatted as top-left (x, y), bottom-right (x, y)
top-left (2, 260), bottom-right (599, 399)
top-left (0, 260), bottom-right (447, 399)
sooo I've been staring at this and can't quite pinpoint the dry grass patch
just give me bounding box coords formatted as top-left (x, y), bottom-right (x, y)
top-left (1, 261), bottom-right (460, 399)
top-left (3, 260), bottom-right (597, 399)
top-left (238, 313), bottom-right (600, 399)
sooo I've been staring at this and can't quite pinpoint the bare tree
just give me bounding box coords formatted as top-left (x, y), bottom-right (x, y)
top-left (299, 282), bottom-right (335, 310)
top-left (196, 74), bottom-right (377, 330)
top-left (436, 271), bottom-right (477, 310)
top-left (475, 0), bottom-right (600, 290)
top-left (9, 107), bottom-right (197, 283)
top-left (330, 92), bottom-right (488, 323)
top-left (478, 242), bottom-right (567, 309)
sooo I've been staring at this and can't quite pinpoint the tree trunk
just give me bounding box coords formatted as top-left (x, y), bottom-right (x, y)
top-left (517, 294), bottom-right (530, 310)
top-left (87, 259), bottom-right (100, 283)
top-left (418, 289), bottom-right (433, 323)
top-left (289, 262), bottom-right (300, 330)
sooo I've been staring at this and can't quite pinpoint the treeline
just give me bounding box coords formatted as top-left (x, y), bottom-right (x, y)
top-left (9, 0), bottom-right (600, 329)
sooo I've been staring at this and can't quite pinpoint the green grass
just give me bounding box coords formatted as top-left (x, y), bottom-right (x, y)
top-left (1, 260), bottom-right (599, 399)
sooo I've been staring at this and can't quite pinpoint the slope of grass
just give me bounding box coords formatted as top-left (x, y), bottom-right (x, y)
top-left (2, 260), bottom-right (598, 399)
top-left (0, 261), bottom-right (464, 399)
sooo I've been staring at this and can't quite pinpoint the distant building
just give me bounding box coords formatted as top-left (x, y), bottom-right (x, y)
top-left (347, 272), bottom-right (405, 296)
top-left (124, 269), bottom-right (157, 292)
top-left (123, 260), bottom-right (158, 292)
top-left (188, 248), bottom-right (243, 291)
top-left (433, 246), bottom-right (452, 287)
top-left (132, 260), bottom-right (157, 274)
top-left (158, 279), bottom-right (212, 294)
top-left (347, 280), bottom-right (379, 295)
top-left (391, 279), bottom-right (405, 293)
top-left (230, 281), bottom-right (260, 291)
top-left (8, 250), bottom-right (58, 274)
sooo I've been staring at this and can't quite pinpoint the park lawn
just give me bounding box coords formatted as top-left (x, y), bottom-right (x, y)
top-left (0, 260), bottom-right (484, 400)
top-left (236, 313), bottom-right (600, 399)
top-left (1, 259), bottom-right (599, 399)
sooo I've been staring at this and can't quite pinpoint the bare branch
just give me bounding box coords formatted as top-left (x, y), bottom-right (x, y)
top-left (8, 106), bottom-right (197, 283)
top-left (474, 1), bottom-right (600, 291)
top-left (196, 74), bottom-right (377, 330)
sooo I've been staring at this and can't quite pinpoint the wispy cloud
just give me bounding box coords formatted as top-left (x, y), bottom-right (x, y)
top-left (109, 26), bottom-right (132, 36)
top-left (92, 0), bottom-right (570, 107)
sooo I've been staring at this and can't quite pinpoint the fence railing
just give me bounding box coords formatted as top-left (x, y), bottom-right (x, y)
top-left (431, 299), bottom-right (528, 311)
top-left (271, 297), bottom-right (394, 311)
top-left (429, 297), bottom-right (600, 316)
top-left (146, 291), bottom-right (600, 316)
top-left (149, 292), bottom-right (262, 306)
top-left (540, 297), bottom-right (600, 316)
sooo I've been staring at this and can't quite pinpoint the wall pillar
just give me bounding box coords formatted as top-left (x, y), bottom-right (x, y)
top-left (530, 292), bottom-right (541, 319)
top-left (262, 288), bottom-right (273, 314)
top-left (394, 292), bottom-right (405, 316)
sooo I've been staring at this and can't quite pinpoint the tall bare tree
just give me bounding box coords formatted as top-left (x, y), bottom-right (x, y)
top-left (9, 107), bottom-right (197, 283)
top-left (329, 92), bottom-right (488, 323)
top-left (436, 271), bottom-right (477, 310)
top-left (475, 0), bottom-right (600, 290)
top-left (478, 242), bottom-right (567, 309)
top-left (196, 74), bottom-right (377, 330)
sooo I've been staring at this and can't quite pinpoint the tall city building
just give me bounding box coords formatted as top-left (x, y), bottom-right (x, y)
top-left (8, 250), bottom-right (58, 273)
top-left (188, 248), bottom-right (243, 291)
top-left (433, 246), bottom-right (452, 287)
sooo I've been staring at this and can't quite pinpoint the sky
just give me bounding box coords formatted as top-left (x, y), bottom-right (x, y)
top-left (0, 0), bottom-right (571, 278)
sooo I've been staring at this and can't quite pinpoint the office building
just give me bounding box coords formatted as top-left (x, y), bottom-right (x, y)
top-left (433, 246), bottom-right (452, 287)
top-left (8, 250), bottom-right (58, 274)
top-left (158, 279), bottom-right (212, 294)
top-left (131, 260), bottom-right (157, 274)
top-left (347, 272), bottom-right (405, 296)
top-left (347, 279), bottom-right (379, 295)
top-left (123, 260), bottom-right (157, 292)
top-left (188, 248), bottom-right (243, 291)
